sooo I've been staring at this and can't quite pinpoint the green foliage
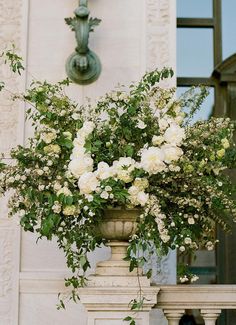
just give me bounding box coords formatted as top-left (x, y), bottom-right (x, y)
top-left (0, 49), bottom-right (236, 315)
top-left (1, 45), bottom-right (24, 75)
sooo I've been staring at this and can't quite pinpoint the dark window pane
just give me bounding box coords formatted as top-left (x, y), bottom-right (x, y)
top-left (177, 87), bottom-right (214, 124)
top-left (222, 0), bottom-right (236, 60)
top-left (177, 0), bottom-right (212, 18)
top-left (177, 28), bottom-right (213, 77)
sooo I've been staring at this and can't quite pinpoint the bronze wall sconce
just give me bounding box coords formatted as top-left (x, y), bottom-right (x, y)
top-left (65, 0), bottom-right (102, 85)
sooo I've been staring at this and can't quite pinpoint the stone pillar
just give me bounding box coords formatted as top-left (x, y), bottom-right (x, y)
top-left (163, 309), bottom-right (185, 325)
top-left (201, 310), bottom-right (221, 325)
top-left (79, 242), bottom-right (158, 325)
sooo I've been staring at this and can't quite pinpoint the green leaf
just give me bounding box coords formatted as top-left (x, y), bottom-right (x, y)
top-left (41, 214), bottom-right (60, 238)
top-left (125, 145), bottom-right (134, 157)
top-left (66, 196), bottom-right (74, 205)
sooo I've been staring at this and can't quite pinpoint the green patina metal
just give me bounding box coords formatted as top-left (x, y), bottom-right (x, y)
top-left (65, 0), bottom-right (102, 85)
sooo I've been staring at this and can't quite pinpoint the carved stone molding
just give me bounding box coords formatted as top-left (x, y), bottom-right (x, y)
top-left (0, 227), bottom-right (20, 325)
top-left (146, 0), bottom-right (175, 71)
top-left (0, 0), bottom-right (24, 154)
top-left (145, 0), bottom-right (176, 287)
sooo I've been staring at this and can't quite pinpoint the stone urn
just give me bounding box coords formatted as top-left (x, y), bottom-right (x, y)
top-left (95, 208), bottom-right (140, 276)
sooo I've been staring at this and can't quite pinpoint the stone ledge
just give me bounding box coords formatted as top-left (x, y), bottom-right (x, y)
top-left (79, 286), bottom-right (159, 311)
top-left (155, 285), bottom-right (236, 310)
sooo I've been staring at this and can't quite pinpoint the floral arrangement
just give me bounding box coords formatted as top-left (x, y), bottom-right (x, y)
top-left (1, 51), bottom-right (236, 304)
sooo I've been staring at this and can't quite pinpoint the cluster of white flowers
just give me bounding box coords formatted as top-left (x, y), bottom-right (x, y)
top-left (39, 126), bottom-right (57, 144)
top-left (139, 122), bottom-right (185, 175)
top-left (179, 274), bottom-right (199, 284)
top-left (144, 195), bottom-right (170, 243)
top-left (68, 121), bottom-right (95, 178)
top-left (128, 178), bottom-right (149, 207)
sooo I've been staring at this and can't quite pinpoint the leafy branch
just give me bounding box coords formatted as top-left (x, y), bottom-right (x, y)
top-left (0, 44), bottom-right (25, 75)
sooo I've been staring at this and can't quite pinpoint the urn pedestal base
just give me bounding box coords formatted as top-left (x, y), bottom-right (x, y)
top-left (79, 283), bottom-right (158, 325)
top-left (79, 242), bottom-right (157, 324)
top-left (79, 209), bottom-right (158, 324)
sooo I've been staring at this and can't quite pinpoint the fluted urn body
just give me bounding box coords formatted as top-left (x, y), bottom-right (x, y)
top-left (97, 208), bottom-right (138, 241)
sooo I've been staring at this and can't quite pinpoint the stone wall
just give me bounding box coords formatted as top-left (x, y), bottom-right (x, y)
top-left (0, 1), bottom-right (176, 324)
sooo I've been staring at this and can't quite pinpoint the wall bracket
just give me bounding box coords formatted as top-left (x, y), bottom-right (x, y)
top-left (65, 0), bottom-right (101, 85)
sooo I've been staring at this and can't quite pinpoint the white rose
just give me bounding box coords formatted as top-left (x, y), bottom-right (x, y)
top-left (137, 120), bottom-right (146, 129)
top-left (52, 202), bottom-right (61, 214)
top-left (70, 145), bottom-right (86, 159)
top-left (41, 130), bottom-right (57, 144)
top-left (191, 275), bottom-right (199, 283)
top-left (96, 162), bottom-right (113, 180)
top-left (38, 185), bottom-right (45, 191)
top-left (44, 144), bottom-right (61, 154)
top-left (179, 246), bottom-right (185, 252)
top-left (221, 138), bottom-right (230, 149)
top-left (164, 124), bottom-right (185, 145)
top-left (53, 182), bottom-right (62, 191)
top-left (100, 191), bottom-right (109, 199)
top-left (128, 186), bottom-right (140, 206)
top-left (72, 112), bottom-right (80, 120)
top-left (78, 172), bottom-right (100, 194)
top-left (184, 237), bottom-right (192, 245)
top-left (140, 147), bottom-right (166, 174)
top-left (169, 164), bottom-right (181, 172)
top-left (133, 178), bottom-right (149, 190)
top-left (63, 205), bottom-right (77, 216)
top-left (158, 118), bottom-right (169, 131)
top-left (175, 112), bottom-right (185, 124)
top-left (152, 135), bottom-right (164, 146)
top-left (188, 217), bottom-right (195, 225)
top-left (206, 241), bottom-right (214, 251)
top-left (98, 111), bottom-right (110, 122)
top-left (161, 144), bottom-right (183, 164)
top-left (73, 136), bottom-right (86, 147)
top-left (85, 194), bottom-right (94, 202)
top-left (128, 186), bottom-right (140, 197)
top-left (57, 187), bottom-right (72, 197)
top-left (115, 157), bottom-right (136, 171)
top-left (117, 107), bottom-right (125, 116)
top-left (180, 276), bottom-right (189, 283)
top-left (117, 170), bottom-right (133, 183)
top-left (77, 121), bottom-right (95, 139)
top-left (160, 234), bottom-right (170, 243)
top-left (68, 155), bottom-right (93, 178)
top-left (136, 191), bottom-right (149, 206)
top-left (84, 121), bottom-right (95, 131)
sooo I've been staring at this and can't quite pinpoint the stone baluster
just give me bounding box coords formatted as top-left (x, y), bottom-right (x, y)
top-left (163, 309), bottom-right (185, 325)
top-left (201, 309), bottom-right (221, 325)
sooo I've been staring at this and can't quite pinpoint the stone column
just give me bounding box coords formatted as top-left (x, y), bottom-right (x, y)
top-left (163, 309), bottom-right (185, 325)
top-left (79, 243), bottom-right (158, 325)
top-left (201, 309), bottom-right (221, 325)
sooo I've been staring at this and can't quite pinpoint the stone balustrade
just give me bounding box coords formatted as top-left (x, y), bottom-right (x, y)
top-left (155, 285), bottom-right (236, 325)
top-left (20, 271), bottom-right (236, 324)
